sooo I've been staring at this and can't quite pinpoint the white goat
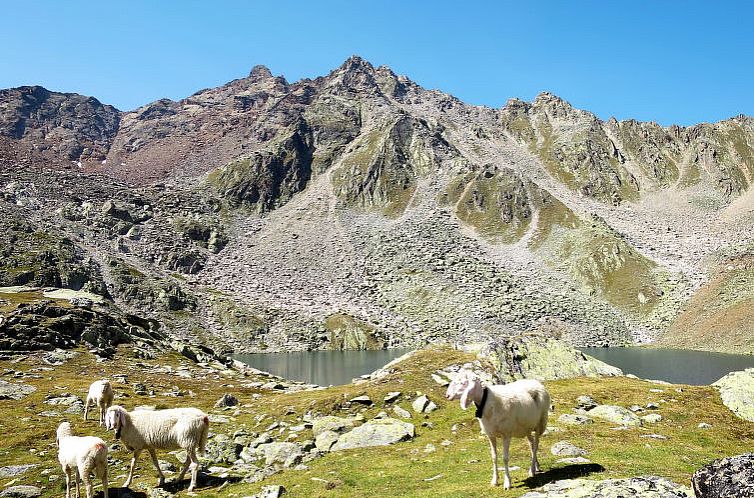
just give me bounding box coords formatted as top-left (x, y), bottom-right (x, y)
top-left (445, 371), bottom-right (550, 490)
top-left (56, 422), bottom-right (109, 498)
top-left (105, 405), bottom-right (209, 492)
top-left (85, 379), bottom-right (114, 426)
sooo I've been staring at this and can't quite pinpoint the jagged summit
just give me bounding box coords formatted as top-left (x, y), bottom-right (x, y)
top-left (249, 64), bottom-right (273, 81)
top-left (338, 54), bottom-right (376, 72)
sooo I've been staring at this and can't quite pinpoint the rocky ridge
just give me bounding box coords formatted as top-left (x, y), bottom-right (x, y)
top-left (1, 56), bottom-right (754, 353)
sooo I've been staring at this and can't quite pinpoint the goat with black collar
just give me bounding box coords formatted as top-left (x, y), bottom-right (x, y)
top-left (446, 371), bottom-right (550, 490)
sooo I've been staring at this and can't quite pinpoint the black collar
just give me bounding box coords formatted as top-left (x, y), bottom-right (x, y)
top-left (475, 387), bottom-right (488, 418)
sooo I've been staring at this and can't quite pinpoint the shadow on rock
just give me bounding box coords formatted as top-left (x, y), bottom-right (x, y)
top-left (158, 473), bottom-right (243, 494)
top-left (524, 463), bottom-right (606, 488)
top-left (106, 488), bottom-right (147, 497)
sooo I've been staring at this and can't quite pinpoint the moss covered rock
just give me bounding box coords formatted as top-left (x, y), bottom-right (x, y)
top-left (713, 369), bottom-right (754, 422)
top-left (481, 334), bottom-right (622, 382)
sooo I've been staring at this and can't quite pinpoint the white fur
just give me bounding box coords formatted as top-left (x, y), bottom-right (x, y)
top-left (84, 379), bottom-right (114, 426)
top-left (105, 405), bottom-right (209, 492)
top-left (56, 422), bottom-right (108, 498)
top-left (446, 371), bottom-right (550, 490)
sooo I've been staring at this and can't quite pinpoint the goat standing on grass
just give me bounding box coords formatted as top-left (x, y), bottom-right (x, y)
top-left (105, 405), bottom-right (209, 492)
top-left (85, 379), bottom-right (114, 426)
top-left (56, 421), bottom-right (109, 498)
top-left (445, 371), bottom-right (550, 490)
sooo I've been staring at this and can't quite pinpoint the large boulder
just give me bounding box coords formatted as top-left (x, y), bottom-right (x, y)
top-left (521, 476), bottom-right (693, 497)
top-left (311, 416), bottom-right (355, 437)
top-left (693, 453), bottom-right (754, 497)
top-left (0, 486), bottom-right (42, 498)
top-left (331, 418), bottom-right (414, 451)
top-left (480, 334), bottom-right (622, 382)
top-left (713, 369), bottom-right (754, 422)
top-left (588, 405), bottom-right (642, 426)
top-left (254, 442), bottom-right (303, 467)
top-left (0, 380), bottom-right (35, 400)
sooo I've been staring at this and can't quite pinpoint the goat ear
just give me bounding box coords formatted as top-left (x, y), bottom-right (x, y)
top-left (460, 382), bottom-right (474, 410)
top-left (118, 409), bottom-right (126, 428)
top-left (105, 409), bottom-right (115, 430)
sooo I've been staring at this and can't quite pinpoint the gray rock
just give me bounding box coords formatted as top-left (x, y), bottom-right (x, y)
top-left (698, 422), bottom-right (712, 429)
top-left (256, 442), bottom-right (303, 467)
top-left (314, 430), bottom-right (340, 452)
top-left (204, 433), bottom-right (241, 464)
top-left (249, 433), bottom-right (274, 448)
top-left (214, 393), bottom-right (239, 408)
top-left (311, 416), bottom-right (355, 437)
top-left (0, 380), bottom-right (35, 400)
top-left (550, 441), bottom-right (587, 457)
top-left (412, 395), bottom-right (430, 413)
top-left (411, 395), bottom-right (437, 413)
top-left (349, 395), bottom-right (372, 405)
top-left (0, 486), bottom-right (42, 498)
top-left (520, 476), bottom-right (693, 497)
top-left (557, 414), bottom-right (592, 426)
top-left (575, 395), bottom-right (598, 411)
top-left (384, 391), bottom-right (401, 403)
top-left (257, 485), bottom-right (286, 498)
top-left (331, 418), bottom-right (414, 451)
top-left (44, 394), bottom-right (83, 406)
top-left (641, 413), bottom-right (662, 424)
top-left (393, 405), bottom-right (412, 419)
top-left (693, 453), bottom-right (754, 497)
top-left (480, 335), bottom-right (623, 382)
top-left (555, 457), bottom-right (591, 465)
top-left (714, 369), bottom-right (754, 422)
top-left (0, 465), bottom-right (37, 478)
top-left (589, 405), bottom-right (642, 426)
top-left (640, 434), bottom-right (668, 440)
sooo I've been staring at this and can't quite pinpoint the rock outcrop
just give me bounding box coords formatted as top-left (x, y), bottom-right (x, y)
top-left (713, 369), bottom-right (754, 422)
top-left (521, 476), bottom-right (694, 498)
top-left (480, 334), bottom-right (623, 382)
top-left (693, 453), bottom-right (754, 497)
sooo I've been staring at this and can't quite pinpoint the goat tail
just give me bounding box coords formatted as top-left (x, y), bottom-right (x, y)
top-left (199, 416), bottom-right (210, 454)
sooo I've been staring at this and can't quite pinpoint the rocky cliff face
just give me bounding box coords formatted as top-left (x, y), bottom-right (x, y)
top-left (0, 86), bottom-right (119, 168)
top-left (1, 56), bottom-right (753, 353)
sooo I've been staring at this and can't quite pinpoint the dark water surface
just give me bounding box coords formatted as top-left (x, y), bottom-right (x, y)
top-left (580, 347), bottom-right (754, 385)
top-left (234, 348), bottom-right (414, 386)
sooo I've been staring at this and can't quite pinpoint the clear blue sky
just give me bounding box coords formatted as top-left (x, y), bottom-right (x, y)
top-left (1, 1), bottom-right (752, 126)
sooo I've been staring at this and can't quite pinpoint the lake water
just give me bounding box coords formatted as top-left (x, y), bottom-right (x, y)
top-left (234, 348), bottom-right (414, 386)
top-left (580, 347), bottom-right (754, 385)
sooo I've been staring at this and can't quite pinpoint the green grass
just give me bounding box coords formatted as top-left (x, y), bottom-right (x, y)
top-left (448, 170), bottom-right (532, 244)
top-left (0, 290), bottom-right (71, 314)
top-left (2, 346), bottom-right (751, 497)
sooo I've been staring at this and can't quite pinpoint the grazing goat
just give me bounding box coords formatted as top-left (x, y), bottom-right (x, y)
top-left (84, 379), bottom-right (114, 426)
top-left (105, 405), bottom-right (209, 492)
top-left (446, 371), bottom-right (550, 490)
top-left (56, 422), bottom-right (108, 498)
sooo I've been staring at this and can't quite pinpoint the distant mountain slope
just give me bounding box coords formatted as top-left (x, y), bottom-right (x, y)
top-left (1, 56), bottom-right (753, 353)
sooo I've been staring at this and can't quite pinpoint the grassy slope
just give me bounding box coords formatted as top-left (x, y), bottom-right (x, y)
top-left (659, 255), bottom-right (754, 353)
top-left (1, 346), bottom-right (752, 497)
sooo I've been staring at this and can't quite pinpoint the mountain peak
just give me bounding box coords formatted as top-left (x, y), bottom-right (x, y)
top-left (248, 65), bottom-right (274, 82)
top-left (533, 92), bottom-right (569, 106)
top-left (338, 55), bottom-right (375, 73)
